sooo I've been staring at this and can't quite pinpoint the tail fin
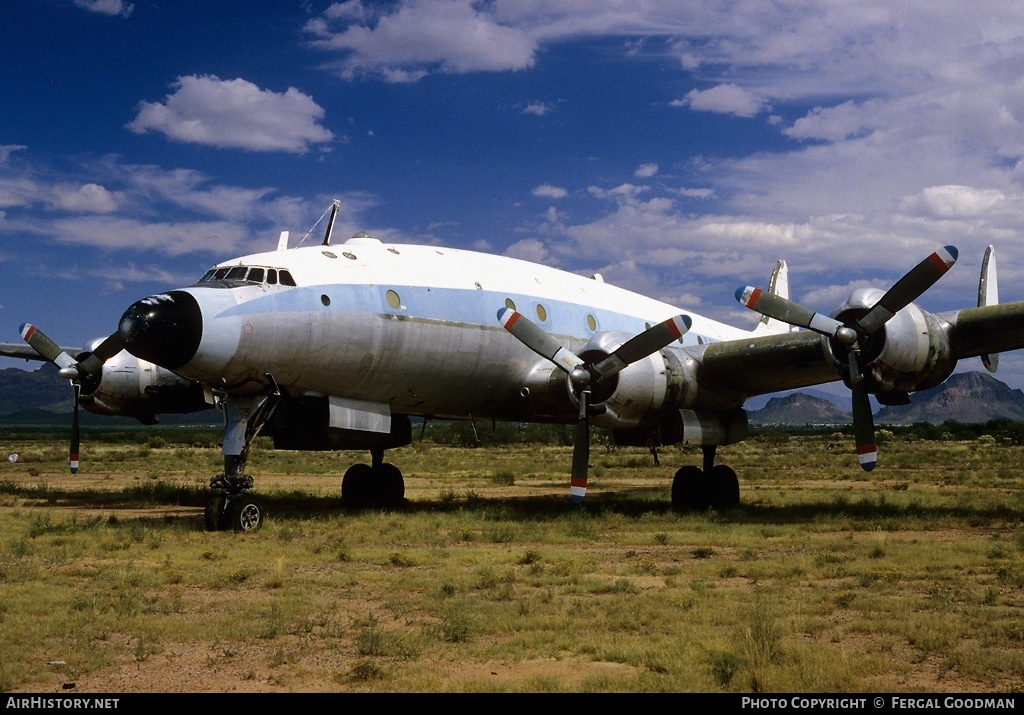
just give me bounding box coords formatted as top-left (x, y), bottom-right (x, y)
top-left (751, 260), bottom-right (794, 335)
top-left (979, 245), bottom-right (999, 372)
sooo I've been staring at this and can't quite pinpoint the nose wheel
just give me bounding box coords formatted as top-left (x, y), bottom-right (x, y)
top-left (205, 492), bottom-right (264, 532)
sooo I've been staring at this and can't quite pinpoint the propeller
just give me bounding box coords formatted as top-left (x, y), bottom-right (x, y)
top-left (736, 246), bottom-right (958, 471)
top-left (498, 308), bottom-right (691, 501)
top-left (20, 323), bottom-right (123, 473)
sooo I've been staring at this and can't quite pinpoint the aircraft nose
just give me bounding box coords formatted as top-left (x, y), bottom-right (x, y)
top-left (118, 290), bottom-right (203, 370)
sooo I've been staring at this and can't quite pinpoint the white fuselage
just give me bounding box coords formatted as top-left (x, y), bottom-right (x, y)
top-left (173, 235), bottom-right (754, 422)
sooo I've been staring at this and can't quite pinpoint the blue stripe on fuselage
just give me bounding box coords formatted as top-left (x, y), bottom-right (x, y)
top-left (207, 283), bottom-right (706, 347)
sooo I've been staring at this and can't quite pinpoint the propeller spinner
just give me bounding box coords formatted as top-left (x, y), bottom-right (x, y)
top-left (736, 246), bottom-right (958, 471)
top-left (20, 323), bottom-right (123, 473)
top-left (498, 308), bottom-right (692, 502)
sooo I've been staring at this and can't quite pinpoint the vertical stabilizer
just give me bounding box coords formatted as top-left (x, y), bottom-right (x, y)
top-left (979, 245), bottom-right (999, 372)
top-left (751, 260), bottom-right (794, 335)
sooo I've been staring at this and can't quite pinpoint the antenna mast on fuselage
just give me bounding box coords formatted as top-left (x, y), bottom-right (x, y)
top-left (322, 199), bottom-right (340, 246)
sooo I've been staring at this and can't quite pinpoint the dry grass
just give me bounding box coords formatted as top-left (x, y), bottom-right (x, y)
top-left (0, 430), bottom-right (1022, 692)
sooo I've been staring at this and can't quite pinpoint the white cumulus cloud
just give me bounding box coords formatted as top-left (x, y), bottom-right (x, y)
top-left (305, 0), bottom-right (537, 81)
top-left (48, 183), bottom-right (120, 213)
top-left (533, 184), bottom-right (568, 199)
top-left (906, 185), bottom-right (1007, 218)
top-left (126, 75), bottom-right (334, 153)
top-left (634, 163), bottom-right (659, 178)
top-left (674, 84), bottom-right (766, 117)
top-left (74, 0), bottom-right (133, 17)
top-left (523, 101), bottom-right (552, 116)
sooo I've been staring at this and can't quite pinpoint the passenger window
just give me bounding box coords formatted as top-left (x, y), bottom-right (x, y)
top-left (279, 270), bottom-right (296, 286)
top-left (248, 268), bottom-right (264, 284)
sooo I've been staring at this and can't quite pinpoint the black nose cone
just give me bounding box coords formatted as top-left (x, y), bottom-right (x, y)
top-left (118, 290), bottom-right (203, 370)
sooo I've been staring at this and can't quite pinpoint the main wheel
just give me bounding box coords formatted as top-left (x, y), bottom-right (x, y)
top-left (204, 494), bottom-right (228, 531)
top-left (375, 463), bottom-right (405, 507)
top-left (671, 465), bottom-right (711, 512)
top-left (225, 494), bottom-right (263, 533)
top-left (708, 464), bottom-right (740, 510)
top-left (341, 463), bottom-right (374, 507)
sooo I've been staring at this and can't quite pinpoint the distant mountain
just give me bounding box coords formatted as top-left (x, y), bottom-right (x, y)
top-left (876, 371), bottom-right (1024, 424)
top-left (0, 363), bottom-right (71, 415)
top-left (749, 393), bottom-right (852, 426)
top-left (743, 387), bottom-right (850, 411)
top-left (749, 371), bottom-right (1024, 426)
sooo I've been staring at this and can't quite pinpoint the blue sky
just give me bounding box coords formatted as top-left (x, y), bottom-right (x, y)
top-left (5, 0), bottom-right (1024, 393)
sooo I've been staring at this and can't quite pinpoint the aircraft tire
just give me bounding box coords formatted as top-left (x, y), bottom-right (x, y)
top-left (709, 465), bottom-right (740, 510)
top-left (341, 463), bottom-right (374, 507)
top-left (204, 494), bottom-right (228, 531)
top-left (375, 463), bottom-right (405, 507)
top-left (226, 494), bottom-right (263, 533)
top-left (672, 465), bottom-right (710, 512)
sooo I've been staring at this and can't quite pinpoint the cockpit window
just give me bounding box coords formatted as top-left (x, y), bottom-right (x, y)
top-left (197, 264), bottom-right (297, 287)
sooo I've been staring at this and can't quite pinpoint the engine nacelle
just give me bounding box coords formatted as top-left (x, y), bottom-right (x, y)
top-left (77, 339), bottom-right (210, 421)
top-left (828, 288), bottom-right (957, 395)
top-left (574, 331), bottom-right (671, 430)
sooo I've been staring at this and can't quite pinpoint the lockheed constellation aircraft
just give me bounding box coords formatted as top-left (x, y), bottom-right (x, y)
top-left (4, 202), bottom-right (1023, 532)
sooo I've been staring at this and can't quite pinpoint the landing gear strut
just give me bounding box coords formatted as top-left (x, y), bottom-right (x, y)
top-left (671, 445), bottom-right (740, 512)
top-left (341, 447), bottom-right (406, 508)
top-left (204, 384), bottom-right (281, 532)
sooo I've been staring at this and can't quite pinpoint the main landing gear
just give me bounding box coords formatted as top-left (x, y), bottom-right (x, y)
top-left (341, 447), bottom-right (406, 508)
top-left (671, 445), bottom-right (740, 512)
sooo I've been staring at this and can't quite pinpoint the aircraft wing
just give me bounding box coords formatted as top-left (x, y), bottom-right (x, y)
top-left (947, 302), bottom-right (1024, 359)
top-left (0, 343), bottom-right (68, 362)
top-left (696, 299), bottom-right (1024, 400)
top-left (697, 330), bottom-right (834, 397)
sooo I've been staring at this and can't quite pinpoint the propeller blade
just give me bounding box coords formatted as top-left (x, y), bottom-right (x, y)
top-left (76, 332), bottom-right (123, 378)
top-left (497, 308), bottom-right (584, 375)
top-left (847, 349), bottom-right (876, 471)
top-left (856, 246), bottom-right (958, 335)
top-left (20, 323), bottom-right (78, 373)
top-left (736, 288), bottom-right (856, 344)
top-left (70, 383), bottom-right (81, 474)
top-left (570, 389), bottom-right (590, 503)
top-left (20, 323), bottom-right (111, 475)
top-left (591, 315), bottom-right (692, 379)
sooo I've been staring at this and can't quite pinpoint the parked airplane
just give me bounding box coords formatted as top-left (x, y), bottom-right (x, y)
top-left (4, 203), bottom-right (1023, 532)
